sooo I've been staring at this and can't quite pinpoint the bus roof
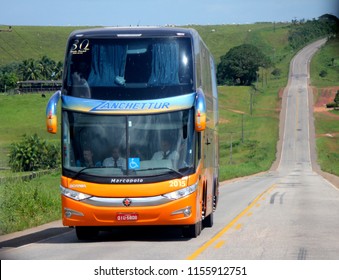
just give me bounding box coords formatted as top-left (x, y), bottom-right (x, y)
top-left (68, 26), bottom-right (199, 39)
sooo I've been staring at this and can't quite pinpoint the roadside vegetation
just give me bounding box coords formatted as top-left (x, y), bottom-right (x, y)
top-left (8, 133), bottom-right (60, 172)
top-left (218, 85), bottom-right (279, 180)
top-left (0, 15), bottom-right (338, 234)
top-left (0, 92), bottom-right (62, 234)
top-left (0, 92), bottom-right (61, 169)
top-left (310, 36), bottom-right (339, 176)
top-left (0, 172), bottom-right (61, 235)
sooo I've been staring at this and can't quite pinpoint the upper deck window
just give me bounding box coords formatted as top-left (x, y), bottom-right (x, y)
top-left (64, 37), bottom-right (193, 100)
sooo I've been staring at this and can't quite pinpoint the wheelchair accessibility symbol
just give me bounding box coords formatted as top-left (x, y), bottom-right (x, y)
top-left (128, 158), bottom-right (140, 169)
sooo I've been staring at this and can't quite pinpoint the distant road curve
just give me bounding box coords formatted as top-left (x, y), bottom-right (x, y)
top-left (274, 37), bottom-right (339, 188)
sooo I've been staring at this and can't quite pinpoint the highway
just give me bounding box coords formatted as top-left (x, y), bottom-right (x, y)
top-left (1, 38), bottom-right (338, 260)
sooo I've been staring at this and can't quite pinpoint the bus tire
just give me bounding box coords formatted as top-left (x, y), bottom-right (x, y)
top-left (202, 211), bottom-right (214, 228)
top-left (182, 220), bottom-right (202, 238)
top-left (75, 226), bottom-right (99, 241)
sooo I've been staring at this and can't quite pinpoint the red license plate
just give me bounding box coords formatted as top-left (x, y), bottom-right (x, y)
top-left (116, 213), bottom-right (138, 221)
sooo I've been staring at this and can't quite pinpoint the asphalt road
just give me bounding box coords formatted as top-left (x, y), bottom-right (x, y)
top-left (1, 38), bottom-right (338, 260)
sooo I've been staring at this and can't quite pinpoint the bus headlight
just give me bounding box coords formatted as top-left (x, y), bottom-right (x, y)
top-left (60, 185), bottom-right (92, 201)
top-left (162, 182), bottom-right (198, 200)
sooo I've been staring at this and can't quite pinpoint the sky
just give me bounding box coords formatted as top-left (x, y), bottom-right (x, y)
top-left (1, 0), bottom-right (338, 26)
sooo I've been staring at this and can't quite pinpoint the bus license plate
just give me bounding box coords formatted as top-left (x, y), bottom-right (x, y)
top-left (116, 213), bottom-right (138, 221)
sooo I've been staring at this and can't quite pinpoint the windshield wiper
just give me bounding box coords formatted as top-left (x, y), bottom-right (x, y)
top-left (138, 167), bottom-right (184, 178)
top-left (71, 166), bottom-right (102, 179)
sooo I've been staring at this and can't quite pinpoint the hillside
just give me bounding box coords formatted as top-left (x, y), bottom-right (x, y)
top-left (0, 23), bottom-right (291, 67)
top-left (0, 25), bottom-right (74, 65)
top-left (189, 23), bottom-right (291, 65)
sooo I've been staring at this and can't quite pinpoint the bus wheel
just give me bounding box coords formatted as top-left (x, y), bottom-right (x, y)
top-left (75, 226), bottom-right (99, 241)
top-left (182, 220), bottom-right (202, 238)
top-left (202, 211), bottom-right (214, 228)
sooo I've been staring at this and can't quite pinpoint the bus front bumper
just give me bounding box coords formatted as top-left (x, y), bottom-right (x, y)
top-left (61, 191), bottom-right (200, 227)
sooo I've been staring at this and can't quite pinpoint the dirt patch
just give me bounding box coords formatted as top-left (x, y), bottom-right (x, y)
top-left (313, 86), bottom-right (339, 119)
top-left (275, 87), bottom-right (285, 113)
top-left (278, 87), bottom-right (285, 99)
top-left (219, 117), bottom-right (230, 124)
top-left (313, 86), bottom-right (339, 111)
top-left (317, 133), bottom-right (339, 138)
top-left (228, 109), bottom-right (245, 114)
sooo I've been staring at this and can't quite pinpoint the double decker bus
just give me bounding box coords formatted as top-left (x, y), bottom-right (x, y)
top-left (46, 27), bottom-right (219, 239)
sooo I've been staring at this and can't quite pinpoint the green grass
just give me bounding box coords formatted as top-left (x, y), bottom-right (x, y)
top-left (310, 37), bottom-right (339, 176)
top-left (314, 111), bottom-right (339, 176)
top-left (310, 38), bottom-right (339, 87)
top-left (218, 85), bottom-right (279, 180)
top-left (0, 92), bottom-right (60, 143)
top-left (0, 25), bottom-right (80, 65)
top-left (188, 23), bottom-right (291, 65)
top-left (0, 92), bottom-right (61, 169)
top-left (0, 23), bottom-right (292, 67)
top-left (316, 135), bottom-right (339, 176)
top-left (0, 171), bottom-right (61, 235)
top-left (0, 92), bottom-right (62, 235)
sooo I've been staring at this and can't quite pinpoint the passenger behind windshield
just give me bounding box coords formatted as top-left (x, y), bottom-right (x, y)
top-left (103, 147), bottom-right (126, 169)
top-left (76, 147), bottom-right (101, 168)
top-left (152, 138), bottom-right (179, 161)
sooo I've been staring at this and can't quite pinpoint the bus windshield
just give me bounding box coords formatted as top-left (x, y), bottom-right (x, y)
top-left (64, 37), bottom-right (194, 100)
top-left (63, 109), bottom-right (196, 180)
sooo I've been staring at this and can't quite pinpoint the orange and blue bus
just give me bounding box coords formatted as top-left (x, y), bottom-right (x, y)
top-left (46, 27), bottom-right (219, 239)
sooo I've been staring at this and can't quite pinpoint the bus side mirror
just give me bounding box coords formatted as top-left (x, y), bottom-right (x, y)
top-left (46, 90), bottom-right (61, 134)
top-left (195, 89), bottom-right (206, 132)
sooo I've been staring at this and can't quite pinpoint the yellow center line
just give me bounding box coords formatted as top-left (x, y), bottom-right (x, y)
top-left (186, 184), bottom-right (276, 260)
top-left (214, 240), bottom-right (226, 249)
top-left (234, 223), bottom-right (242, 230)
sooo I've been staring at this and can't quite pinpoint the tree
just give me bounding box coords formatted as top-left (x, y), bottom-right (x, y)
top-left (334, 90), bottom-right (339, 108)
top-left (39, 55), bottom-right (56, 80)
top-left (8, 134), bottom-right (60, 172)
top-left (52, 61), bottom-right (63, 80)
top-left (13, 57), bottom-right (63, 81)
top-left (18, 59), bottom-right (41, 80)
top-left (0, 72), bottom-right (18, 92)
top-left (288, 15), bottom-right (339, 49)
top-left (217, 44), bottom-right (271, 86)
